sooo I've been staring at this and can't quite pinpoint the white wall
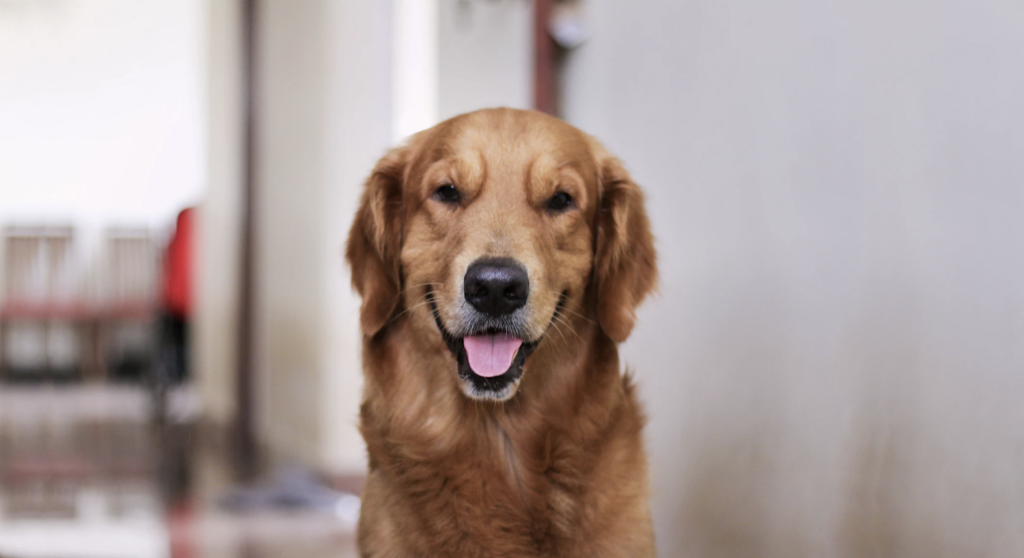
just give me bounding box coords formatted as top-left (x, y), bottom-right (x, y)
top-left (253, 0), bottom-right (392, 473)
top-left (393, 0), bottom-right (534, 141)
top-left (197, 0), bottom-right (244, 425)
top-left (0, 0), bottom-right (205, 234)
top-left (562, 1), bottom-right (1024, 557)
top-left (437, 0), bottom-right (533, 120)
top-left (317, 0), bottom-right (395, 473)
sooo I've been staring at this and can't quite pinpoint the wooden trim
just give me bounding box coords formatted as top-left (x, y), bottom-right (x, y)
top-left (237, 0), bottom-right (259, 476)
top-left (533, 0), bottom-right (558, 115)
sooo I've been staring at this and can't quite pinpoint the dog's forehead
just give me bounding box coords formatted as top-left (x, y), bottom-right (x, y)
top-left (436, 110), bottom-right (595, 177)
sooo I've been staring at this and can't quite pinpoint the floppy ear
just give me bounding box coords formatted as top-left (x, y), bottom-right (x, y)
top-left (593, 154), bottom-right (658, 343)
top-left (346, 145), bottom-right (410, 337)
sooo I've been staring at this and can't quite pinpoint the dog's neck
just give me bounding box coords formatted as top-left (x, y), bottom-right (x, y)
top-left (360, 310), bottom-right (629, 480)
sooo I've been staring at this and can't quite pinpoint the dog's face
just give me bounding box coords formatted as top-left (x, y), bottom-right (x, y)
top-left (347, 109), bottom-right (655, 401)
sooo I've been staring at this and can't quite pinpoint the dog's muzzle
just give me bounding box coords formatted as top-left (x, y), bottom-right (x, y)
top-left (426, 258), bottom-right (566, 400)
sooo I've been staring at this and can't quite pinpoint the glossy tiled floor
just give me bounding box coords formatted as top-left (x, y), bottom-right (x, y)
top-left (0, 386), bottom-right (358, 558)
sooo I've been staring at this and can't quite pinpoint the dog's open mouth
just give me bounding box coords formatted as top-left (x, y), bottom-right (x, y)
top-left (454, 329), bottom-right (539, 396)
top-left (426, 291), bottom-right (563, 399)
top-left (464, 333), bottom-right (523, 377)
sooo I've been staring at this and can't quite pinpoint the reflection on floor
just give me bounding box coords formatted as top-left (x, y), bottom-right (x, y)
top-left (0, 386), bottom-right (358, 558)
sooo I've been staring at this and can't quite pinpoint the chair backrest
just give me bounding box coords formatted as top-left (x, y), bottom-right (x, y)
top-left (102, 228), bottom-right (161, 317)
top-left (2, 225), bottom-right (76, 311)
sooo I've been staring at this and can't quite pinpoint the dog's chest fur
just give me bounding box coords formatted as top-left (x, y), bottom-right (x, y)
top-left (357, 328), bottom-right (653, 558)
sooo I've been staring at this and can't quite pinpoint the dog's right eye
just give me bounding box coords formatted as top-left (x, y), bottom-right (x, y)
top-left (433, 184), bottom-right (461, 204)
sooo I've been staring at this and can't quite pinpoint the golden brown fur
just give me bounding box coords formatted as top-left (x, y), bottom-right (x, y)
top-left (346, 108), bottom-right (657, 557)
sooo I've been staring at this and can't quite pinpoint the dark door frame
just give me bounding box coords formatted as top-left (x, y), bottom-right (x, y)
top-left (236, 0), bottom-right (258, 475)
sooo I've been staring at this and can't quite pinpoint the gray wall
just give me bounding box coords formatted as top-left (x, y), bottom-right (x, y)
top-left (562, 1), bottom-right (1024, 557)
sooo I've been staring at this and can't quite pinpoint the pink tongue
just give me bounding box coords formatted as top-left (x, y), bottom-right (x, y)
top-left (463, 334), bottom-right (522, 377)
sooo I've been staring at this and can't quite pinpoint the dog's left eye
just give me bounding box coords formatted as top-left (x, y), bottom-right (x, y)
top-left (546, 191), bottom-right (574, 212)
top-left (433, 184), bottom-right (461, 204)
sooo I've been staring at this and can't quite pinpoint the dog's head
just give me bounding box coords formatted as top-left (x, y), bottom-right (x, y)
top-left (347, 109), bottom-right (656, 401)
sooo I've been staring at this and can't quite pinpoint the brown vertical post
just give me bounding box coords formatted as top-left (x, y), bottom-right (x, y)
top-left (533, 0), bottom-right (558, 115)
top-left (237, 0), bottom-right (259, 476)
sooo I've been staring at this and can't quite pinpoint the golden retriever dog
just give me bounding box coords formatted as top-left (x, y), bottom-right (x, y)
top-left (346, 108), bottom-right (657, 557)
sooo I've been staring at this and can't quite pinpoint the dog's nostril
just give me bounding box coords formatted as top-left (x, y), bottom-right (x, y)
top-left (464, 258), bottom-right (530, 317)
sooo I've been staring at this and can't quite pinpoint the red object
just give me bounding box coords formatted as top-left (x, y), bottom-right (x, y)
top-left (168, 501), bottom-right (198, 558)
top-left (163, 208), bottom-right (194, 318)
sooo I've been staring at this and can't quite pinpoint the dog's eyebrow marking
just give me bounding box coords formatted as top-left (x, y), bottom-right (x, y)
top-left (477, 149), bottom-right (488, 188)
top-left (524, 157), bottom-right (539, 199)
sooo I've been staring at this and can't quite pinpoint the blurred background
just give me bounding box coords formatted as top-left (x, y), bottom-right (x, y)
top-left (1, 0), bottom-right (1022, 557)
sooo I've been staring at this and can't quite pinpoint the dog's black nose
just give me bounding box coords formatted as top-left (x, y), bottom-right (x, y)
top-left (464, 258), bottom-right (529, 316)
